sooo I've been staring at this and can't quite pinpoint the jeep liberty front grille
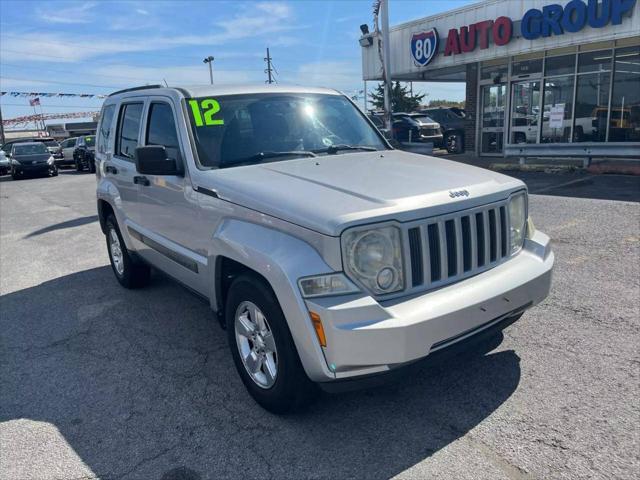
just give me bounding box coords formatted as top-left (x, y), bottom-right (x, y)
top-left (405, 200), bottom-right (510, 292)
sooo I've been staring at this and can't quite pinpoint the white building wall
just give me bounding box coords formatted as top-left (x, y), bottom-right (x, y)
top-left (362, 0), bottom-right (640, 80)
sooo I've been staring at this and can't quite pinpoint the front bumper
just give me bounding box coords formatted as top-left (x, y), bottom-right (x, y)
top-left (12, 163), bottom-right (54, 175)
top-left (419, 133), bottom-right (443, 146)
top-left (304, 229), bottom-right (553, 382)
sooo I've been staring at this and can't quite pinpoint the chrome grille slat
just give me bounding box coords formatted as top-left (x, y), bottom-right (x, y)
top-left (469, 213), bottom-right (478, 270)
top-left (404, 200), bottom-right (510, 294)
top-left (437, 220), bottom-right (448, 280)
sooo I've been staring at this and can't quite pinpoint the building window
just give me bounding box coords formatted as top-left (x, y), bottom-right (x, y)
top-left (609, 46), bottom-right (640, 142)
top-left (574, 73), bottom-right (611, 142)
top-left (541, 77), bottom-right (574, 143)
top-left (578, 50), bottom-right (613, 74)
top-left (512, 58), bottom-right (542, 76)
top-left (480, 61), bottom-right (508, 81)
top-left (545, 54), bottom-right (576, 77)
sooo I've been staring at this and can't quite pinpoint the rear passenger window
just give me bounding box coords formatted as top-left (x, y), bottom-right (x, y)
top-left (146, 103), bottom-right (181, 162)
top-left (116, 103), bottom-right (143, 160)
top-left (97, 104), bottom-right (116, 154)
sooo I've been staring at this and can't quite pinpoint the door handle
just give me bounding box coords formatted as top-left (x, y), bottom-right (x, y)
top-left (105, 165), bottom-right (118, 174)
top-left (134, 175), bottom-right (150, 186)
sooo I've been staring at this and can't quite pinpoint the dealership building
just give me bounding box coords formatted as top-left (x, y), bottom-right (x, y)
top-left (360, 0), bottom-right (639, 158)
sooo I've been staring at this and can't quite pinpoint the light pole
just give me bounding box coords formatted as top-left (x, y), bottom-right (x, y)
top-left (203, 56), bottom-right (214, 85)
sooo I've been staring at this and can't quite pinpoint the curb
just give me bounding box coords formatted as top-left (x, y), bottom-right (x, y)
top-left (488, 163), bottom-right (582, 174)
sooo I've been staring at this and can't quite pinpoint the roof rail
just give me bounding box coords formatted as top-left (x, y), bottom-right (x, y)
top-left (108, 84), bottom-right (164, 97)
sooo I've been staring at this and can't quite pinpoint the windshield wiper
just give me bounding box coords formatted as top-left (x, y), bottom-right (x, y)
top-left (250, 151), bottom-right (316, 161)
top-left (316, 144), bottom-right (377, 154)
top-left (231, 150), bottom-right (317, 167)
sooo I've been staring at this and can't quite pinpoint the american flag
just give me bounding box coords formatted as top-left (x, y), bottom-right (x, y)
top-left (29, 97), bottom-right (41, 106)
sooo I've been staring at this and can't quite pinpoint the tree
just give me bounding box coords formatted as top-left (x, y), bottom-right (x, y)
top-left (369, 81), bottom-right (426, 112)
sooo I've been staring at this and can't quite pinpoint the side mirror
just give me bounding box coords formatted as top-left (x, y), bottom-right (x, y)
top-left (135, 146), bottom-right (182, 176)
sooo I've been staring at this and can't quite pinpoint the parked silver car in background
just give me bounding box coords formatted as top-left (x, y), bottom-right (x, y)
top-left (95, 85), bottom-right (553, 413)
top-left (57, 137), bottom-right (79, 167)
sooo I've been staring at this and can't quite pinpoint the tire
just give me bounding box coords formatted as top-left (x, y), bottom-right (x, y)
top-left (514, 132), bottom-right (527, 145)
top-left (105, 214), bottom-right (150, 289)
top-left (88, 159), bottom-right (96, 173)
top-left (11, 168), bottom-right (19, 180)
top-left (75, 158), bottom-right (83, 172)
top-left (225, 274), bottom-right (317, 413)
top-left (573, 127), bottom-right (584, 142)
top-left (446, 132), bottom-right (463, 153)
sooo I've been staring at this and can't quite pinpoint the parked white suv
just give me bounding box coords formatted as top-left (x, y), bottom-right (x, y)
top-left (95, 85), bottom-right (553, 412)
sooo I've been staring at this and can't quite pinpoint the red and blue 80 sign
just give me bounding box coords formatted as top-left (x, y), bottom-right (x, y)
top-left (411, 28), bottom-right (439, 67)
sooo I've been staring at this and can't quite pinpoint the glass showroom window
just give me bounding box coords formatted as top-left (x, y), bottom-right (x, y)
top-left (574, 73), bottom-right (611, 142)
top-left (609, 45), bottom-right (640, 142)
top-left (541, 76), bottom-right (575, 143)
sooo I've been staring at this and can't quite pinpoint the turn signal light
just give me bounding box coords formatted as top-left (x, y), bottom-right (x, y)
top-left (309, 311), bottom-right (327, 347)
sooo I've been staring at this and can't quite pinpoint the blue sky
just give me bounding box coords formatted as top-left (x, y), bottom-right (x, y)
top-left (0, 0), bottom-right (474, 126)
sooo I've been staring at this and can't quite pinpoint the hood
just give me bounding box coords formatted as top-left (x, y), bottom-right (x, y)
top-left (14, 154), bottom-right (51, 164)
top-left (203, 150), bottom-right (524, 236)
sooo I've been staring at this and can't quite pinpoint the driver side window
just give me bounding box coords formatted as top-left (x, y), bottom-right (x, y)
top-left (145, 102), bottom-right (182, 163)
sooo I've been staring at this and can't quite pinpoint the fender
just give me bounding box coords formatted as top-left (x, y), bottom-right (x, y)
top-left (210, 219), bottom-right (337, 382)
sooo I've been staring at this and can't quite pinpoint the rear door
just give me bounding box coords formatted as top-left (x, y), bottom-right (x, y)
top-left (107, 101), bottom-right (145, 227)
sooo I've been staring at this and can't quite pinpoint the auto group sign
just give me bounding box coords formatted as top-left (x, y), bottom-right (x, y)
top-left (410, 0), bottom-right (636, 66)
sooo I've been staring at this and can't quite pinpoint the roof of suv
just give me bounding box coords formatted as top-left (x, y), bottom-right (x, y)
top-left (108, 84), bottom-right (341, 99)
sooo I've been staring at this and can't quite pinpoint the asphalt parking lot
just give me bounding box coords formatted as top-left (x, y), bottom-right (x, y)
top-left (1, 169), bottom-right (639, 480)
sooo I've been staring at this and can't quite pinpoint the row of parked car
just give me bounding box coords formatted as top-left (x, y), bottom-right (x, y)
top-left (0, 135), bottom-right (96, 179)
top-left (367, 107), bottom-right (468, 154)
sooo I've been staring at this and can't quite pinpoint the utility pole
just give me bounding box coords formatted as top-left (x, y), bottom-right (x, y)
top-left (264, 48), bottom-right (274, 84)
top-left (380, 0), bottom-right (393, 133)
top-left (203, 56), bottom-right (214, 85)
top-left (0, 104), bottom-right (5, 145)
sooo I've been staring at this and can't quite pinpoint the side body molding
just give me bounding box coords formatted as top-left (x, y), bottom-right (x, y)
top-left (211, 219), bottom-right (337, 381)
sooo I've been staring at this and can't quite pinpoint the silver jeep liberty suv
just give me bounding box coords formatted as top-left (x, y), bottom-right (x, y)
top-left (95, 84), bottom-right (553, 413)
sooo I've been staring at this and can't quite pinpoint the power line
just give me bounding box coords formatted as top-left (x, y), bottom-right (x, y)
top-left (0, 76), bottom-right (120, 89)
top-left (0, 33), bottom-right (203, 61)
top-left (0, 103), bottom-right (102, 109)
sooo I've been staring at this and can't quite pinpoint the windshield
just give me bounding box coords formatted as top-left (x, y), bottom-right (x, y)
top-left (43, 140), bottom-right (59, 147)
top-left (14, 144), bottom-right (48, 155)
top-left (187, 93), bottom-right (387, 168)
top-left (84, 136), bottom-right (96, 147)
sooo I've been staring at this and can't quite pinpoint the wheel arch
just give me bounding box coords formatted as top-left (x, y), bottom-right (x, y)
top-left (210, 219), bottom-right (336, 381)
top-left (97, 199), bottom-right (114, 234)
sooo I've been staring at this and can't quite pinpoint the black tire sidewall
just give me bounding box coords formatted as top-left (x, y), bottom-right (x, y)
top-left (225, 275), bottom-right (312, 413)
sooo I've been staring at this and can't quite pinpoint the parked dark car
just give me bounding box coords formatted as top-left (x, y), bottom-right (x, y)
top-left (419, 107), bottom-right (467, 153)
top-left (1, 137), bottom-right (62, 159)
top-left (392, 113), bottom-right (443, 146)
top-left (73, 135), bottom-right (96, 172)
top-left (8, 142), bottom-right (58, 179)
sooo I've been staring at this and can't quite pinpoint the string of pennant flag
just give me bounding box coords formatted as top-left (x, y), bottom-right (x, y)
top-left (1, 91), bottom-right (107, 99)
top-left (3, 111), bottom-right (98, 127)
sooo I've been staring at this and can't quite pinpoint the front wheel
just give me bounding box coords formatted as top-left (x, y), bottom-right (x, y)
top-left (75, 158), bottom-right (83, 172)
top-left (105, 214), bottom-right (150, 289)
top-left (226, 274), bottom-right (317, 413)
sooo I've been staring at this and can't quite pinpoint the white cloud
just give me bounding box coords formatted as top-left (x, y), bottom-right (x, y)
top-left (288, 61), bottom-right (362, 91)
top-left (1, 1), bottom-right (303, 63)
top-left (36, 1), bottom-right (96, 24)
top-left (136, 8), bottom-right (149, 15)
top-left (92, 64), bottom-right (259, 87)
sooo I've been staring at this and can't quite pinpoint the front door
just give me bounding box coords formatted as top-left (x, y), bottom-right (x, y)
top-left (480, 84), bottom-right (506, 155)
top-left (509, 81), bottom-right (541, 145)
top-left (132, 97), bottom-right (207, 293)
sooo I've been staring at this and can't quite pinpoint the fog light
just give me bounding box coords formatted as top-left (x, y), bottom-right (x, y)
top-left (376, 267), bottom-right (395, 290)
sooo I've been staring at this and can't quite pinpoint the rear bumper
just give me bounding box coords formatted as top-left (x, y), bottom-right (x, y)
top-left (304, 230), bottom-right (553, 383)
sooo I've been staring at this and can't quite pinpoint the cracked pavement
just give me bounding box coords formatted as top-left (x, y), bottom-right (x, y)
top-left (0, 170), bottom-right (639, 479)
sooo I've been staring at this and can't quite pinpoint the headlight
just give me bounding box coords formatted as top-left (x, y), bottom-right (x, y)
top-left (508, 191), bottom-right (527, 254)
top-left (47, 156), bottom-right (55, 164)
top-left (298, 273), bottom-right (360, 298)
top-left (343, 226), bottom-right (404, 295)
